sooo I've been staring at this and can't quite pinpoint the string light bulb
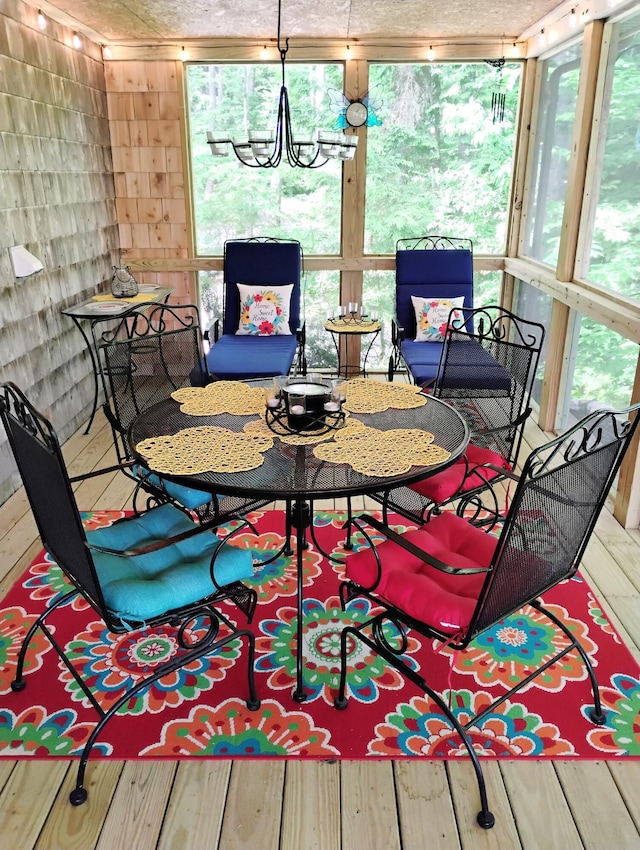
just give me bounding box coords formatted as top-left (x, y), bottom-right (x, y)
top-left (72, 32), bottom-right (82, 49)
top-left (102, 45), bottom-right (113, 60)
top-left (427, 45), bottom-right (435, 61)
top-left (37, 9), bottom-right (47, 30)
top-left (539, 29), bottom-right (547, 46)
top-left (180, 45), bottom-right (188, 61)
top-left (510, 42), bottom-right (519, 57)
top-left (261, 45), bottom-right (268, 60)
top-left (345, 44), bottom-right (352, 60)
top-left (569, 7), bottom-right (578, 26)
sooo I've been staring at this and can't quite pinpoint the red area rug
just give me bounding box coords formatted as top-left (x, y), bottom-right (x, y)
top-left (0, 510), bottom-right (639, 761)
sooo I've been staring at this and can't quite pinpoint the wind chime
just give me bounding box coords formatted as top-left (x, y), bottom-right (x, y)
top-left (486, 56), bottom-right (506, 124)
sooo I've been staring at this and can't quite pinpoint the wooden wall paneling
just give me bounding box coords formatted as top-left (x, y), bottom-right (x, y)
top-left (0, 2), bottom-right (119, 502)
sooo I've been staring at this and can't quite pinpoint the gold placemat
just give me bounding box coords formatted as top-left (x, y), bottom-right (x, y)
top-left (343, 378), bottom-right (427, 413)
top-left (245, 413), bottom-right (366, 446)
top-left (92, 293), bottom-right (159, 304)
top-left (135, 425), bottom-right (273, 475)
top-left (324, 320), bottom-right (381, 334)
top-left (171, 381), bottom-right (265, 416)
top-left (313, 426), bottom-right (450, 477)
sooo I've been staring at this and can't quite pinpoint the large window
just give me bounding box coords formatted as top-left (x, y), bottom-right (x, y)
top-left (186, 63), bottom-right (344, 255)
top-left (512, 279), bottom-right (552, 406)
top-left (365, 62), bottom-right (522, 254)
top-left (523, 42), bottom-right (582, 266)
top-left (560, 314), bottom-right (636, 429)
top-left (583, 15), bottom-right (640, 301)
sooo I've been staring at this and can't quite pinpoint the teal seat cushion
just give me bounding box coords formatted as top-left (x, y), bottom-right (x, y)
top-left (133, 463), bottom-right (212, 511)
top-left (86, 503), bottom-right (254, 621)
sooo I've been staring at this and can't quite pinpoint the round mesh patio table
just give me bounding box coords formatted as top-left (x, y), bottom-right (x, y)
top-left (129, 378), bottom-right (469, 701)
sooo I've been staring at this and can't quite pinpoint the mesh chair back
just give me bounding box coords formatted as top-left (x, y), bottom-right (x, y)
top-left (0, 383), bottom-right (105, 609)
top-left (100, 303), bottom-right (207, 459)
top-left (395, 235), bottom-right (473, 337)
top-left (471, 405), bottom-right (640, 636)
top-left (434, 306), bottom-right (545, 465)
top-left (222, 238), bottom-right (302, 336)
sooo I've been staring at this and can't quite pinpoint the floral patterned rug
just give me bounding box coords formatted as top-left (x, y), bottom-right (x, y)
top-left (1, 509), bottom-right (638, 761)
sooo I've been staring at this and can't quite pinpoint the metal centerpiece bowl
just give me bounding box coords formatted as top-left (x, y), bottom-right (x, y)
top-left (265, 380), bottom-right (345, 435)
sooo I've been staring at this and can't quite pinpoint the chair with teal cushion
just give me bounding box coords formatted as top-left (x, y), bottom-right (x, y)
top-left (98, 301), bottom-right (269, 520)
top-left (0, 381), bottom-right (261, 806)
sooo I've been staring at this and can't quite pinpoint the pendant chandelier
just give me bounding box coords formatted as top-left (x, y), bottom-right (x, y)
top-left (206, 0), bottom-right (358, 168)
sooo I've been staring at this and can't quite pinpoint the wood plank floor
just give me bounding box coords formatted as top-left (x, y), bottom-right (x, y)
top-left (0, 408), bottom-right (639, 850)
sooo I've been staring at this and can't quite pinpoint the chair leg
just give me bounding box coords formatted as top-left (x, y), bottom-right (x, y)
top-left (334, 619), bottom-right (495, 830)
top-left (532, 600), bottom-right (606, 724)
top-left (10, 589), bottom-right (79, 690)
top-left (70, 623), bottom-right (260, 805)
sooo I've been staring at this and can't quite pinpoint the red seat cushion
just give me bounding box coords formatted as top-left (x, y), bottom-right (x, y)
top-left (346, 512), bottom-right (497, 633)
top-left (409, 443), bottom-right (511, 503)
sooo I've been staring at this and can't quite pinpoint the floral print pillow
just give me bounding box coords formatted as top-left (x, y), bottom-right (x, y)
top-left (236, 283), bottom-right (293, 336)
top-left (411, 295), bottom-right (465, 342)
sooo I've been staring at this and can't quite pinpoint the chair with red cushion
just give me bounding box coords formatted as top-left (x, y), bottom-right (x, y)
top-left (334, 403), bottom-right (640, 829)
top-left (377, 306), bottom-right (545, 529)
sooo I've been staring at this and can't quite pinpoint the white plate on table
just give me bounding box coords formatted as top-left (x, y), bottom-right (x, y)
top-left (85, 302), bottom-right (128, 314)
top-left (138, 285), bottom-right (160, 293)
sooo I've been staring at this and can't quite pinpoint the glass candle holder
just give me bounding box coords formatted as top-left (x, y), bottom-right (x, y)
top-left (265, 386), bottom-right (280, 408)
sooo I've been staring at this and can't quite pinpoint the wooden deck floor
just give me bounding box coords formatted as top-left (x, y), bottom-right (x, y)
top-left (0, 408), bottom-right (639, 850)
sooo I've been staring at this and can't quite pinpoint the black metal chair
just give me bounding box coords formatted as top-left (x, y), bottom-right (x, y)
top-left (376, 306), bottom-right (545, 528)
top-left (334, 402), bottom-right (640, 829)
top-left (0, 381), bottom-right (260, 805)
top-left (98, 301), bottom-right (269, 520)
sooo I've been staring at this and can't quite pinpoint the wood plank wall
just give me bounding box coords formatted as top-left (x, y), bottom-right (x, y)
top-left (0, 0), bottom-right (118, 503)
top-left (104, 61), bottom-right (193, 305)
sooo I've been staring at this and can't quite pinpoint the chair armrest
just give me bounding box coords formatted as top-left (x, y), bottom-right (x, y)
top-left (69, 459), bottom-right (134, 483)
top-left (391, 320), bottom-right (405, 346)
top-left (296, 322), bottom-right (306, 345)
top-left (86, 513), bottom-right (231, 558)
top-left (204, 319), bottom-right (220, 344)
top-left (470, 407), bottom-right (532, 439)
top-left (353, 513), bottom-right (490, 576)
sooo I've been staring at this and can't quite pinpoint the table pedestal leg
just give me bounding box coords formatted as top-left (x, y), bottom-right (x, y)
top-left (290, 498), bottom-right (311, 702)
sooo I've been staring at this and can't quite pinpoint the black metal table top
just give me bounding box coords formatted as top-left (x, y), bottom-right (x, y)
top-left (128, 383), bottom-right (470, 502)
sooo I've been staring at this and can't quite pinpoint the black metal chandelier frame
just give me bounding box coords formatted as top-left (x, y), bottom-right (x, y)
top-left (206, 0), bottom-right (358, 168)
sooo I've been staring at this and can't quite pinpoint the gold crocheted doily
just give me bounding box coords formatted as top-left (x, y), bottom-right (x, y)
top-left (343, 379), bottom-right (427, 414)
top-left (171, 381), bottom-right (265, 416)
top-left (313, 425), bottom-right (450, 477)
top-left (245, 414), bottom-right (366, 446)
top-left (135, 425), bottom-right (273, 475)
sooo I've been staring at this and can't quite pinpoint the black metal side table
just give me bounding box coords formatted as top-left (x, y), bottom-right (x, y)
top-left (62, 287), bottom-right (173, 433)
top-left (323, 318), bottom-right (381, 379)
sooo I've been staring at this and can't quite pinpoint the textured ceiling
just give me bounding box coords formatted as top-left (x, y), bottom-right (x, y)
top-left (34, 0), bottom-right (565, 43)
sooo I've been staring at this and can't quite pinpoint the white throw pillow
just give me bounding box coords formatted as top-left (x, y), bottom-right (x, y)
top-left (236, 283), bottom-right (293, 336)
top-left (411, 296), bottom-right (465, 342)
